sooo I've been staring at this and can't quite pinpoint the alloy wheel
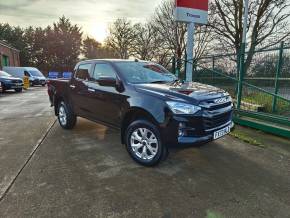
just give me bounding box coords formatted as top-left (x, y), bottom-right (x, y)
top-left (59, 105), bottom-right (67, 126)
top-left (130, 128), bottom-right (158, 160)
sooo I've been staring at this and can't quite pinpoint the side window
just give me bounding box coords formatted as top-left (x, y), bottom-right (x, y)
top-left (75, 64), bottom-right (92, 80)
top-left (24, 71), bottom-right (30, 77)
top-left (93, 64), bottom-right (116, 80)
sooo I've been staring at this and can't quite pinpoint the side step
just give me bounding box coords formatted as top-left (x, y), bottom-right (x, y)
top-left (233, 116), bottom-right (290, 139)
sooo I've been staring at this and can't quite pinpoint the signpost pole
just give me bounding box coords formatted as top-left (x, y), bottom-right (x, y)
top-left (186, 22), bottom-right (195, 82)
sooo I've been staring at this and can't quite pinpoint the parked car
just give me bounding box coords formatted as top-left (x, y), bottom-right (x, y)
top-left (0, 71), bottom-right (23, 92)
top-left (3, 67), bottom-right (46, 86)
top-left (47, 59), bottom-right (233, 166)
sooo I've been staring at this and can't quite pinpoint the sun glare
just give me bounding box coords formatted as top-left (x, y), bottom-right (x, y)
top-left (87, 22), bottom-right (108, 43)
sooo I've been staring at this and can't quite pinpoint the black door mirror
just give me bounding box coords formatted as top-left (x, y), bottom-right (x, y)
top-left (97, 76), bottom-right (116, 87)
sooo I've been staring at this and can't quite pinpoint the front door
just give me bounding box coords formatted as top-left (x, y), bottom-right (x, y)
top-left (87, 63), bottom-right (123, 126)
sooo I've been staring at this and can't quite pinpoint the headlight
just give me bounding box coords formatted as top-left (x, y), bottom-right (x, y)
top-left (166, 101), bottom-right (201, 114)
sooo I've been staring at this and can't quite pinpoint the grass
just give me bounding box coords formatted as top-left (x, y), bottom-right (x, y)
top-left (206, 210), bottom-right (224, 218)
top-left (242, 92), bottom-right (290, 115)
top-left (229, 129), bottom-right (264, 148)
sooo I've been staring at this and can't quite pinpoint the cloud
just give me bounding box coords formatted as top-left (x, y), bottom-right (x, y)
top-left (0, 0), bottom-right (162, 22)
top-left (0, 0), bottom-right (163, 41)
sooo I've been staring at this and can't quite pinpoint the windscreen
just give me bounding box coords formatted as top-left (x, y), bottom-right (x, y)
top-left (115, 62), bottom-right (177, 84)
top-left (0, 71), bottom-right (12, 77)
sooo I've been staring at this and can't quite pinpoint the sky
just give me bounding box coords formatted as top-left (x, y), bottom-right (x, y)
top-left (0, 0), bottom-right (163, 42)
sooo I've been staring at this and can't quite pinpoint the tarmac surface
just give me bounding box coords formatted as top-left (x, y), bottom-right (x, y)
top-left (0, 87), bottom-right (290, 218)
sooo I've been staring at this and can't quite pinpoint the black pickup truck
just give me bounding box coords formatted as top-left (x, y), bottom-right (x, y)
top-left (48, 59), bottom-right (233, 166)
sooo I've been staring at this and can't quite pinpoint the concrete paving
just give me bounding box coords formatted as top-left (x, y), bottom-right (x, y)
top-left (0, 88), bottom-right (55, 198)
top-left (0, 88), bottom-right (290, 218)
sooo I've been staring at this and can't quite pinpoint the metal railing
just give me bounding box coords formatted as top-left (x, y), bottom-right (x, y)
top-left (171, 42), bottom-right (290, 137)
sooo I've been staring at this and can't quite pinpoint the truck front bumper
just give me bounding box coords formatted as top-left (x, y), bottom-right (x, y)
top-left (161, 110), bottom-right (234, 146)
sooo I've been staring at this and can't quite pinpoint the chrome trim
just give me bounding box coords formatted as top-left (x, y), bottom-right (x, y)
top-left (204, 120), bottom-right (232, 133)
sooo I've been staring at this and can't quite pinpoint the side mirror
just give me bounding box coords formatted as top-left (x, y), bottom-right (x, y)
top-left (97, 76), bottom-right (116, 87)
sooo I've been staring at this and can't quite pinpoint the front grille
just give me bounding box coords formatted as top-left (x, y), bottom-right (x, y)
top-left (203, 111), bottom-right (232, 130)
top-left (200, 98), bottom-right (232, 111)
top-left (12, 80), bottom-right (22, 83)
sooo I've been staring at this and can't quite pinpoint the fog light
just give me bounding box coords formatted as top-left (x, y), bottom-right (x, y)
top-left (178, 129), bottom-right (184, 137)
top-left (178, 122), bottom-right (186, 137)
top-left (179, 122), bottom-right (186, 128)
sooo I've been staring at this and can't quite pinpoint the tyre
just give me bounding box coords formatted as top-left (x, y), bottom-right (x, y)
top-left (58, 101), bottom-right (77, 129)
top-left (15, 88), bottom-right (22, 92)
top-left (42, 84), bottom-right (45, 87)
top-left (125, 120), bottom-right (167, 166)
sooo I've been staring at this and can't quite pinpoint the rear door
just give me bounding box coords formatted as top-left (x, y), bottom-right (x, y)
top-left (69, 63), bottom-right (94, 117)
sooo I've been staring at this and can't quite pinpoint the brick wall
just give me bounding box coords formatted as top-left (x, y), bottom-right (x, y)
top-left (0, 41), bottom-right (20, 70)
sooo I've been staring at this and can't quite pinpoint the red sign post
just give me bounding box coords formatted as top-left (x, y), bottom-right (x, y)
top-left (175, 0), bottom-right (209, 81)
top-left (175, 0), bottom-right (208, 24)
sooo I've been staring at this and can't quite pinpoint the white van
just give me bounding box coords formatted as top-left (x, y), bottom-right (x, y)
top-left (3, 67), bottom-right (47, 86)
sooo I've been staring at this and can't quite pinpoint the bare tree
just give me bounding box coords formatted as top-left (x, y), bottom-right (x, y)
top-left (130, 23), bottom-right (157, 60)
top-left (105, 18), bottom-right (135, 59)
top-left (210, 0), bottom-right (290, 72)
top-left (83, 36), bottom-right (118, 59)
top-left (83, 36), bottom-right (102, 59)
top-left (151, 0), bottom-right (187, 67)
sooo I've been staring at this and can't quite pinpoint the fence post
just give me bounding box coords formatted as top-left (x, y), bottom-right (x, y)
top-left (272, 41), bottom-right (284, 112)
top-left (212, 56), bottom-right (215, 81)
top-left (184, 54), bottom-right (187, 80)
top-left (172, 56), bottom-right (176, 75)
top-left (236, 43), bottom-right (246, 109)
top-left (235, 52), bottom-right (241, 95)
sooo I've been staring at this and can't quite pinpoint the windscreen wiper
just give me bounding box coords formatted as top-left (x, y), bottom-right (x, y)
top-left (171, 79), bottom-right (182, 85)
top-left (150, 80), bottom-right (169, 84)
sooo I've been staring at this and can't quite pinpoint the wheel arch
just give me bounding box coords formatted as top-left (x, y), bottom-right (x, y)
top-left (121, 107), bottom-right (160, 144)
top-left (53, 94), bottom-right (65, 116)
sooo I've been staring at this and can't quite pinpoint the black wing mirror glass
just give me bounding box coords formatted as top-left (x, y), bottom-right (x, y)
top-left (97, 76), bottom-right (116, 87)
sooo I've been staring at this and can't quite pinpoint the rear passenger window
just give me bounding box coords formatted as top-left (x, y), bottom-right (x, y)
top-left (75, 64), bottom-right (92, 80)
top-left (93, 64), bottom-right (116, 80)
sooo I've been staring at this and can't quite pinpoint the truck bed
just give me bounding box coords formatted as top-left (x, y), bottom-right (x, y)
top-left (47, 79), bottom-right (70, 107)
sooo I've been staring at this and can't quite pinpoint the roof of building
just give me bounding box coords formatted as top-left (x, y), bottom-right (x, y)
top-left (0, 40), bottom-right (20, 52)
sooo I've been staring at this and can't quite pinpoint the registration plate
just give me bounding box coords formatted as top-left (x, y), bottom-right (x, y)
top-left (213, 125), bottom-right (231, 140)
top-left (12, 83), bottom-right (22, 88)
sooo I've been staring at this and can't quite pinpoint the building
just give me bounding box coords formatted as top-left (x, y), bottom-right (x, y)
top-left (0, 40), bottom-right (20, 70)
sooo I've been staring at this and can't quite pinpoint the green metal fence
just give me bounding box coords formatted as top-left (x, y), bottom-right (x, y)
top-left (172, 41), bottom-right (290, 138)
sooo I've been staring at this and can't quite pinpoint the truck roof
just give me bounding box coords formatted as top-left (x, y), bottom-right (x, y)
top-left (78, 59), bottom-right (148, 64)
top-left (3, 66), bottom-right (40, 71)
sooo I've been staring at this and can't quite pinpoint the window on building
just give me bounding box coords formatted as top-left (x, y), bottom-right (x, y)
top-left (1, 55), bottom-right (9, 67)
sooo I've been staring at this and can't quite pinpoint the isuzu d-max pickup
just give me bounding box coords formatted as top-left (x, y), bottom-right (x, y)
top-left (48, 59), bottom-right (233, 166)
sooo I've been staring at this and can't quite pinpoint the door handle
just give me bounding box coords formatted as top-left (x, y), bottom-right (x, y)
top-left (70, 84), bottom-right (76, 89)
top-left (88, 88), bottom-right (95, 92)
